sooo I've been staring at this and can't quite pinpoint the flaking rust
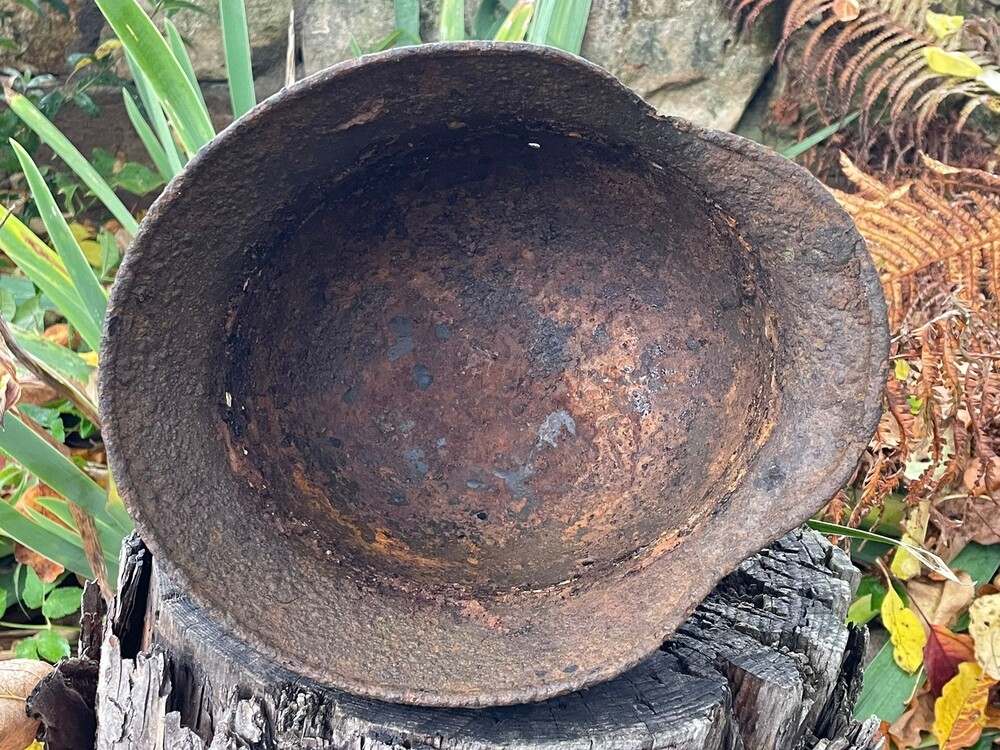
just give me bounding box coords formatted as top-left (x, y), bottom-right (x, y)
top-left (101, 43), bottom-right (889, 707)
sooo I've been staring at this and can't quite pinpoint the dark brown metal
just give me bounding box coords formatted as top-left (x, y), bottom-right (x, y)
top-left (100, 42), bottom-right (889, 708)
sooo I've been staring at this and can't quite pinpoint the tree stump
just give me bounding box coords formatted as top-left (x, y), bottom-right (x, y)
top-left (76, 528), bottom-right (881, 750)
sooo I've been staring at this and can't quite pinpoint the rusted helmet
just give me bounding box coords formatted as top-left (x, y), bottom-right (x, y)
top-left (101, 43), bottom-right (888, 707)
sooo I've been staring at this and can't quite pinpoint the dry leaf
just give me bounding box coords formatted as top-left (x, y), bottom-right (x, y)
top-left (889, 683), bottom-right (935, 748)
top-left (832, 0), bottom-right (860, 21)
top-left (13, 484), bottom-right (68, 583)
top-left (934, 661), bottom-right (995, 749)
top-left (925, 625), bottom-right (977, 696)
top-left (969, 594), bottom-right (1000, 679)
top-left (883, 585), bottom-right (927, 673)
top-left (908, 571), bottom-right (975, 629)
top-left (0, 659), bottom-right (52, 750)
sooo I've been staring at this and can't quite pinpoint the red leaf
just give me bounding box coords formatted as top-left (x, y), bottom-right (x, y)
top-left (926, 625), bottom-right (977, 696)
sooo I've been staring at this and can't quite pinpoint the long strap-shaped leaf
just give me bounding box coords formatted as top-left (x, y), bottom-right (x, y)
top-left (11, 141), bottom-right (108, 352)
top-left (219, 0), bottom-right (257, 118)
top-left (494, 0), bottom-right (534, 42)
top-left (94, 0), bottom-right (215, 156)
top-left (122, 90), bottom-right (175, 182)
top-left (543, 0), bottom-right (591, 54)
top-left (126, 52), bottom-right (186, 170)
top-left (440, 0), bottom-right (465, 41)
top-left (527, 0), bottom-right (555, 45)
top-left (164, 19), bottom-right (210, 115)
top-left (0, 413), bottom-right (108, 519)
top-left (0, 497), bottom-right (94, 578)
top-left (5, 88), bottom-right (139, 236)
top-left (0, 213), bottom-right (104, 353)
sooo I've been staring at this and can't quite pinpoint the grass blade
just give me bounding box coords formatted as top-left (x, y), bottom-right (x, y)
top-left (0, 413), bottom-right (108, 519)
top-left (94, 0), bottom-right (215, 155)
top-left (4, 87), bottom-right (139, 236)
top-left (526, 0), bottom-right (554, 45)
top-left (164, 19), bottom-right (210, 116)
top-left (0, 498), bottom-right (94, 578)
top-left (440, 0), bottom-right (465, 41)
top-left (122, 91), bottom-right (174, 181)
top-left (219, 0), bottom-right (256, 118)
top-left (781, 112), bottom-right (860, 160)
top-left (494, 0), bottom-right (534, 42)
top-left (394, 0), bottom-right (422, 44)
top-left (32, 497), bottom-right (121, 583)
top-left (11, 141), bottom-right (108, 351)
top-left (0, 212), bottom-right (104, 353)
top-left (544, 0), bottom-right (591, 54)
top-left (126, 52), bottom-right (186, 171)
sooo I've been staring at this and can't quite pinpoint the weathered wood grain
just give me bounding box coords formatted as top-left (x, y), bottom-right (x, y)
top-left (90, 528), bottom-right (883, 750)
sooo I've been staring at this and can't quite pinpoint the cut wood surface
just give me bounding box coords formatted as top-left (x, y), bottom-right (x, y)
top-left (82, 528), bottom-right (883, 750)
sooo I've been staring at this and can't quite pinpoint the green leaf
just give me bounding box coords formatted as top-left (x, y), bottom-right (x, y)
top-left (126, 54), bottom-right (185, 173)
top-left (14, 332), bottom-right (95, 385)
top-left (541, 0), bottom-right (591, 54)
top-left (0, 502), bottom-right (95, 578)
top-left (35, 628), bottom-right (70, 662)
top-left (526, 0), bottom-right (555, 45)
top-left (13, 294), bottom-right (45, 334)
top-left (5, 90), bottom-right (139, 235)
top-left (41, 586), bottom-right (82, 619)
top-left (372, 29), bottom-right (406, 52)
top-left (122, 90), bottom-right (175, 181)
top-left (0, 213), bottom-right (104, 351)
top-left (472, 0), bottom-right (503, 38)
top-left (0, 413), bottom-right (108, 518)
top-left (219, 0), bottom-right (256, 118)
top-left (19, 404), bottom-right (67, 443)
top-left (440, 0), bottom-right (465, 41)
top-left (164, 19), bottom-right (209, 115)
top-left (393, 0), bottom-right (421, 44)
top-left (781, 112), bottom-right (859, 160)
top-left (0, 288), bottom-right (16, 321)
top-left (21, 566), bottom-right (52, 609)
top-left (33, 496), bottom-right (123, 580)
top-left (99, 227), bottom-right (121, 278)
top-left (111, 162), bottom-right (165, 195)
top-left (494, 0), bottom-right (533, 42)
top-left (14, 637), bottom-right (39, 659)
top-left (348, 32), bottom-right (363, 58)
top-left (10, 140), bottom-right (108, 352)
top-left (95, 0), bottom-right (215, 155)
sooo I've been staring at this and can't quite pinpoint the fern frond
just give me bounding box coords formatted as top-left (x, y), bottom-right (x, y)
top-left (732, 0), bottom-right (1000, 147)
top-left (829, 153), bottom-right (1000, 328)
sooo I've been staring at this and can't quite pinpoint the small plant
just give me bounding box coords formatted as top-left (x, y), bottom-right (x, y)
top-left (729, 1), bottom-right (1000, 150)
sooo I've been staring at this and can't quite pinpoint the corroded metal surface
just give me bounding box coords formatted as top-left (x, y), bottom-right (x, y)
top-left (101, 43), bottom-right (889, 707)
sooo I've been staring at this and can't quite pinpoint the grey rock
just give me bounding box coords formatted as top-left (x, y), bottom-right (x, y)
top-left (160, 0), bottom-right (292, 81)
top-left (297, 0), bottom-right (779, 131)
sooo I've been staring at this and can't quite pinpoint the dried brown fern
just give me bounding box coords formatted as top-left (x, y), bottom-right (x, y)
top-left (729, 0), bottom-right (1000, 145)
top-left (829, 152), bottom-right (1000, 329)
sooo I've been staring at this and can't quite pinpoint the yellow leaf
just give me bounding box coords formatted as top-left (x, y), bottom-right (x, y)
top-left (71, 56), bottom-right (93, 73)
top-left (895, 359), bottom-right (911, 380)
top-left (68, 222), bottom-right (94, 243)
top-left (892, 535), bottom-right (923, 580)
top-left (934, 661), bottom-right (994, 749)
top-left (882, 585), bottom-right (927, 673)
top-left (23, 742), bottom-right (44, 750)
top-left (923, 47), bottom-right (984, 78)
top-left (94, 39), bottom-right (122, 59)
top-left (926, 11), bottom-right (964, 40)
top-left (79, 351), bottom-right (99, 367)
top-left (79, 239), bottom-right (102, 268)
top-left (969, 594), bottom-right (1000, 679)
